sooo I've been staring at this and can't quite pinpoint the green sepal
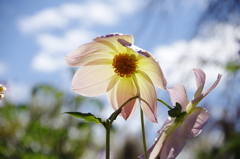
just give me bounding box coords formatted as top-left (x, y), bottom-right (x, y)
top-left (175, 112), bottom-right (187, 124)
top-left (63, 112), bottom-right (102, 124)
top-left (108, 107), bottom-right (122, 122)
top-left (168, 102), bottom-right (182, 117)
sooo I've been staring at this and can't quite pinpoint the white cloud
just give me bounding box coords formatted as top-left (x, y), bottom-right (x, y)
top-left (32, 53), bottom-right (64, 72)
top-left (154, 23), bottom-right (240, 88)
top-left (36, 29), bottom-right (94, 54)
top-left (18, 8), bottom-right (68, 34)
top-left (18, 0), bottom-right (142, 34)
top-left (32, 29), bottom-right (95, 72)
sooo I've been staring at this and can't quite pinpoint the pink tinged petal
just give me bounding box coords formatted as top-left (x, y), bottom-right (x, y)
top-left (185, 107), bottom-right (210, 138)
top-left (93, 33), bottom-right (134, 54)
top-left (94, 33), bottom-right (134, 44)
top-left (139, 143), bottom-right (155, 159)
top-left (167, 84), bottom-right (189, 111)
top-left (118, 39), bottom-right (151, 58)
top-left (72, 65), bottom-right (114, 97)
top-left (148, 108), bottom-right (209, 159)
top-left (138, 54), bottom-right (167, 90)
top-left (159, 123), bottom-right (188, 159)
top-left (134, 71), bottom-right (158, 123)
top-left (149, 129), bottom-right (170, 159)
top-left (107, 77), bottom-right (138, 120)
top-left (202, 74), bottom-right (222, 97)
top-left (65, 42), bottom-right (114, 67)
top-left (139, 118), bottom-right (173, 159)
top-left (191, 73), bottom-right (222, 108)
top-left (193, 68), bottom-right (206, 98)
top-left (149, 121), bottom-right (186, 159)
top-left (157, 117), bottom-right (173, 134)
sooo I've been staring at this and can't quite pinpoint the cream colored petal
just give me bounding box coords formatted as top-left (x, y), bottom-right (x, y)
top-left (94, 34), bottom-right (134, 54)
top-left (65, 41), bottom-right (115, 67)
top-left (138, 55), bottom-right (167, 90)
top-left (107, 77), bottom-right (138, 120)
top-left (134, 71), bottom-right (158, 123)
top-left (72, 64), bottom-right (114, 97)
top-left (106, 74), bottom-right (120, 93)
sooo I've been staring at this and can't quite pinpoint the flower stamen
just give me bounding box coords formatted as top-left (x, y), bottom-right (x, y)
top-left (112, 53), bottom-right (138, 77)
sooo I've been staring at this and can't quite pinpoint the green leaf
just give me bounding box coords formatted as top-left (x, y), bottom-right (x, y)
top-left (63, 112), bottom-right (102, 124)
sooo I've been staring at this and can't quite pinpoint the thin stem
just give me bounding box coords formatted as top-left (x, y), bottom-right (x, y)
top-left (104, 96), bottom-right (139, 159)
top-left (140, 108), bottom-right (148, 159)
top-left (157, 98), bottom-right (172, 110)
top-left (104, 120), bottom-right (111, 159)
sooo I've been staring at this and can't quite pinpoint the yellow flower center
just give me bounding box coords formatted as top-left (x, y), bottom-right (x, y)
top-left (112, 53), bottom-right (138, 77)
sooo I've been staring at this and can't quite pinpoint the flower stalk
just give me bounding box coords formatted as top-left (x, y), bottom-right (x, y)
top-left (140, 108), bottom-right (148, 159)
top-left (102, 96), bottom-right (139, 159)
top-left (157, 98), bottom-right (172, 110)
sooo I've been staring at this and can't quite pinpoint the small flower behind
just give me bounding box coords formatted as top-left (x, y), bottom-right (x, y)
top-left (140, 68), bottom-right (222, 159)
top-left (65, 33), bottom-right (167, 123)
top-left (0, 84), bottom-right (6, 101)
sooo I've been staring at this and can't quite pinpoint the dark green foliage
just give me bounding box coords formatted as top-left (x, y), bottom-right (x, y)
top-left (0, 84), bottom-right (104, 159)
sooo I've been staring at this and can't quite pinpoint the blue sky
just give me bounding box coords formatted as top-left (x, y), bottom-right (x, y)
top-left (1, 0), bottom-right (238, 107)
top-left (0, 0), bottom-right (201, 81)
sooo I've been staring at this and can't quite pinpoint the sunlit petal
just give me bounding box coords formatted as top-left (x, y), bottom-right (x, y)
top-left (134, 71), bottom-right (158, 123)
top-left (193, 68), bottom-right (206, 98)
top-left (168, 84), bottom-right (189, 111)
top-left (138, 54), bottom-right (167, 90)
top-left (189, 73), bottom-right (222, 112)
top-left (202, 74), bottom-right (222, 97)
top-left (146, 69), bottom-right (221, 159)
top-left (65, 42), bottom-right (115, 67)
top-left (107, 77), bottom-right (138, 119)
top-left (185, 107), bottom-right (209, 138)
top-left (72, 65), bottom-right (114, 96)
top-left (149, 128), bottom-right (169, 159)
top-left (94, 33), bottom-right (134, 54)
top-left (140, 118), bottom-right (173, 159)
top-left (157, 117), bottom-right (173, 134)
top-left (158, 122), bottom-right (188, 159)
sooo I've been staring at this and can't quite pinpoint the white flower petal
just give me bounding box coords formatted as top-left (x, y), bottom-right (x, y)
top-left (107, 77), bottom-right (138, 119)
top-left (72, 65), bottom-right (114, 96)
top-left (65, 41), bottom-right (114, 67)
top-left (134, 71), bottom-right (158, 123)
top-left (138, 55), bottom-right (167, 90)
top-left (94, 34), bottom-right (134, 54)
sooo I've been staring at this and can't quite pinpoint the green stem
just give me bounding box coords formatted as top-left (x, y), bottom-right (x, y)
top-left (140, 108), bottom-right (148, 159)
top-left (157, 98), bottom-right (172, 110)
top-left (104, 120), bottom-right (111, 159)
top-left (104, 96), bottom-right (139, 159)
